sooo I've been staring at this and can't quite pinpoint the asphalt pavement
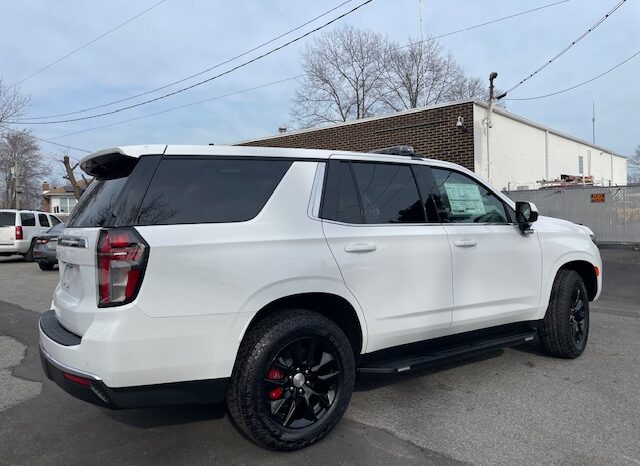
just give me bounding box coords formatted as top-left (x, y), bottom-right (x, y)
top-left (0, 249), bottom-right (638, 465)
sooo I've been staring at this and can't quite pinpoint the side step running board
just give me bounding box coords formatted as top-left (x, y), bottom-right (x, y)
top-left (357, 330), bottom-right (537, 374)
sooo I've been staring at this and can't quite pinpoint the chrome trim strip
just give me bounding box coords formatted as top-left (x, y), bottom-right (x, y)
top-left (58, 236), bottom-right (87, 248)
top-left (39, 341), bottom-right (102, 381)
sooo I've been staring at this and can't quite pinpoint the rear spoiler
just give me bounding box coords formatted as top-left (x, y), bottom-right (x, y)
top-left (80, 145), bottom-right (167, 179)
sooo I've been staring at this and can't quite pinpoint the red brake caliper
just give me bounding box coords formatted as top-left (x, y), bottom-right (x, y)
top-left (267, 367), bottom-right (283, 400)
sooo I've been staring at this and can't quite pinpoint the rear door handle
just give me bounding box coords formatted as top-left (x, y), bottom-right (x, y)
top-left (454, 239), bottom-right (477, 248)
top-left (344, 243), bottom-right (377, 253)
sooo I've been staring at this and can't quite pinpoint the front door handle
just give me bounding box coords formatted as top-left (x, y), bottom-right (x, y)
top-left (454, 239), bottom-right (477, 248)
top-left (344, 243), bottom-right (377, 253)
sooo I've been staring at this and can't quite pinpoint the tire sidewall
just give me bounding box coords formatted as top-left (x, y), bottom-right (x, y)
top-left (240, 313), bottom-right (355, 446)
top-left (553, 271), bottom-right (590, 357)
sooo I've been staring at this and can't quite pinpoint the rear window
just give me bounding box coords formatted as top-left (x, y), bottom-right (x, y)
top-left (136, 158), bottom-right (292, 225)
top-left (67, 178), bottom-right (128, 228)
top-left (21, 213), bottom-right (36, 226)
top-left (0, 212), bottom-right (16, 227)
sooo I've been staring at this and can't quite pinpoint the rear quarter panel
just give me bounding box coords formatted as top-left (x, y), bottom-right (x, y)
top-left (133, 161), bottom-right (368, 350)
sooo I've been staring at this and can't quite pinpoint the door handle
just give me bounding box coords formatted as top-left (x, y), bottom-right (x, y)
top-left (344, 243), bottom-right (377, 253)
top-left (454, 239), bottom-right (477, 248)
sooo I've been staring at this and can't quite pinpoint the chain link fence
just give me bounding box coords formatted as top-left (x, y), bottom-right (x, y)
top-left (504, 185), bottom-right (640, 249)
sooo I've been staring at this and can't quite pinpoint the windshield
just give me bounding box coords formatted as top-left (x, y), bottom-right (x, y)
top-left (0, 211), bottom-right (16, 227)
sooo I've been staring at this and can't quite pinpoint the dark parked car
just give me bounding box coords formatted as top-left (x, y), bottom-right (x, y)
top-left (33, 222), bottom-right (65, 270)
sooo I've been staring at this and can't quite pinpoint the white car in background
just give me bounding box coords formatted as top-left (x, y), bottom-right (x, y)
top-left (0, 209), bottom-right (62, 260)
top-left (39, 145), bottom-right (602, 451)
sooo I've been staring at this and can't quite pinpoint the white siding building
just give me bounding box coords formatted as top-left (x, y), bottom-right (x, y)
top-left (473, 101), bottom-right (627, 190)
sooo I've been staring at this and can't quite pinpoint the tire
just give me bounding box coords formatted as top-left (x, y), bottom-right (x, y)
top-left (227, 309), bottom-right (355, 451)
top-left (24, 240), bottom-right (36, 262)
top-left (38, 262), bottom-right (55, 271)
top-left (538, 270), bottom-right (589, 359)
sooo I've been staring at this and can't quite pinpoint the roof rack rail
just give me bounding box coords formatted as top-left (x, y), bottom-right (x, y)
top-left (372, 145), bottom-right (416, 157)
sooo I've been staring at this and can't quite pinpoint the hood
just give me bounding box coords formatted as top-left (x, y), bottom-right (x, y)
top-left (537, 215), bottom-right (594, 236)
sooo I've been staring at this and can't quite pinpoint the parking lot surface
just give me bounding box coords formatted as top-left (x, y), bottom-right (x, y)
top-left (0, 249), bottom-right (639, 465)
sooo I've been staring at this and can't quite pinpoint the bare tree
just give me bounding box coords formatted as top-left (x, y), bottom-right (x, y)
top-left (291, 29), bottom-right (503, 128)
top-left (61, 154), bottom-right (92, 200)
top-left (380, 38), bottom-right (502, 112)
top-left (0, 130), bottom-right (49, 209)
top-left (0, 77), bottom-right (29, 125)
top-left (628, 144), bottom-right (640, 184)
top-left (291, 25), bottom-right (387, 128)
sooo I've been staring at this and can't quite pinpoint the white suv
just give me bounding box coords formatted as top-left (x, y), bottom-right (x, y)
top-left (39, 145), bottom-right (601, 450)
top-left (0, 209), bottom-right (62, 259)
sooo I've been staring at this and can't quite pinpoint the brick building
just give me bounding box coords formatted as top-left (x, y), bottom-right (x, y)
top-left (239, 100), bottom-right (627, 190)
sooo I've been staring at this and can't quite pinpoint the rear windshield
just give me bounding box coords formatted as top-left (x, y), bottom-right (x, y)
top-left (0, 211), bottom-right (16, 227)
top-left (136, 158), bottom-right (292, 225)
top-left (67, 178), bottom-right (128, 228)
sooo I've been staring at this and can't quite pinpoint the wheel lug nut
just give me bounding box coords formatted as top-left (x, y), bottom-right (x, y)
top-left (305, 381), bottom-right (310, 385)
top-left (288, 375), bottom-right (293, 380)
top-left (298, 388), bottom-right (304, 394)
top-left (289, 387), bottom-right (295, 392)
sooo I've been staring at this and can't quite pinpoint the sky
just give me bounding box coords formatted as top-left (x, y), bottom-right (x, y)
top-left (1, 0), bottom-right (639, 175)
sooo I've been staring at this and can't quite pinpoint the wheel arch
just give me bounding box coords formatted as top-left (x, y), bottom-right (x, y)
top-left (558, 260), bottom-right (598, 301)
top-left (241, 292), bottom-right (365, 357)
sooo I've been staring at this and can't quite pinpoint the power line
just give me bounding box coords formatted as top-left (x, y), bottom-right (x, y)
top-left (16, 0), bottom-right (167, 85)
top-left (50, 75), bottom-right (302, 140)
top-left (49, 1), bottom-right (578, 139)
top-left (499, 0), bottom-right (628, 98)
top-left (394, 0), bottom-right (571, 51)
top-left (505, 50), bottom-right (640, 101)
top-left (0, 125), bottom-right (91, 154)
top-left (19, 0), bottom-right (356, 121)
top-left (8, 0), bottom-right (373, 126)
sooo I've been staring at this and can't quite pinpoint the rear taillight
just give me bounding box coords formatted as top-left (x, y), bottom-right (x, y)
top-left (15, 226), bottom-right (22, 240)
top-left (97, 228), bottom-right (149, 307)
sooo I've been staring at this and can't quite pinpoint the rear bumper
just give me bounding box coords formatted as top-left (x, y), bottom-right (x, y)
top-left (40, 344), bottom-right (228, 409)
top-left (0, 240), bottom-right (29, 254)
top-left (39, 310), bottom-right (230, 409)
top-left (33, 247), bottom-right (57, 262)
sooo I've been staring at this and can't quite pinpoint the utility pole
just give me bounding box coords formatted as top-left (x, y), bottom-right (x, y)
top-left (13, 162), bottom-right (20, 210)
top-left (419, 0), bottom-right (424, 42)
top-left (592, 101), bottom-right (596, 144)
top-left (485, 72), bottom-right (498, 183)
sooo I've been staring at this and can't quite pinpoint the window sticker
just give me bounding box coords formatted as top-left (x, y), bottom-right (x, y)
top-left (444, 182), bottom-right (486, 216)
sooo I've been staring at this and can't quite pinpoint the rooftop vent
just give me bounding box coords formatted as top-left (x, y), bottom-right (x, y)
top-left (372, 145), bottom-right (415, 157)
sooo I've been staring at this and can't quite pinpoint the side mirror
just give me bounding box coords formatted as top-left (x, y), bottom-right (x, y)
top-left (515, 201), bottom-right (539, 233)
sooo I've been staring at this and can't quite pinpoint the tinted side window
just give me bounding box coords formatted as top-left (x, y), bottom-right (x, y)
top-left (0, 212), bottom-right (16, 227)
top-left (136, 158), bottom-right (292, 225)
top-left (412, 166), bottom-right (441, 223)
top-left (352, 163), bottom-right (424, 224)
top-left (49, 215), bottom-right (62, 226)
top-left (21, 213), bottom-right (35, 226)
top-left (431, 168), bottom-right (509, 224)
top-left (39, 214), bottom-right (50, 227)
top-left (320, 161), bottom-right (363, 224)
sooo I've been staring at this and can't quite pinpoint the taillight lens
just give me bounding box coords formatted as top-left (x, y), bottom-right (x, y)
top-left (15, 226), bottom-right (23, 240)
top-left (97, 228), bottom-right (149, 307)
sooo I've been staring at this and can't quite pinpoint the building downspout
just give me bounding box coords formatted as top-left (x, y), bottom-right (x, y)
top-left (545, 130), bottom-right (549, 181)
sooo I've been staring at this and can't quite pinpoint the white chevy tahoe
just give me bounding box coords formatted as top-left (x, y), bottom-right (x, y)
top-left (39, 145), bottom-right (601, 450)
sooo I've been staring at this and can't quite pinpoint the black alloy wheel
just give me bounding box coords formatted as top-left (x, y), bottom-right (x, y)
top-left (263, 336), bottom-right (341, 429)
top-left (569, 286), bottom-right (588, 350)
